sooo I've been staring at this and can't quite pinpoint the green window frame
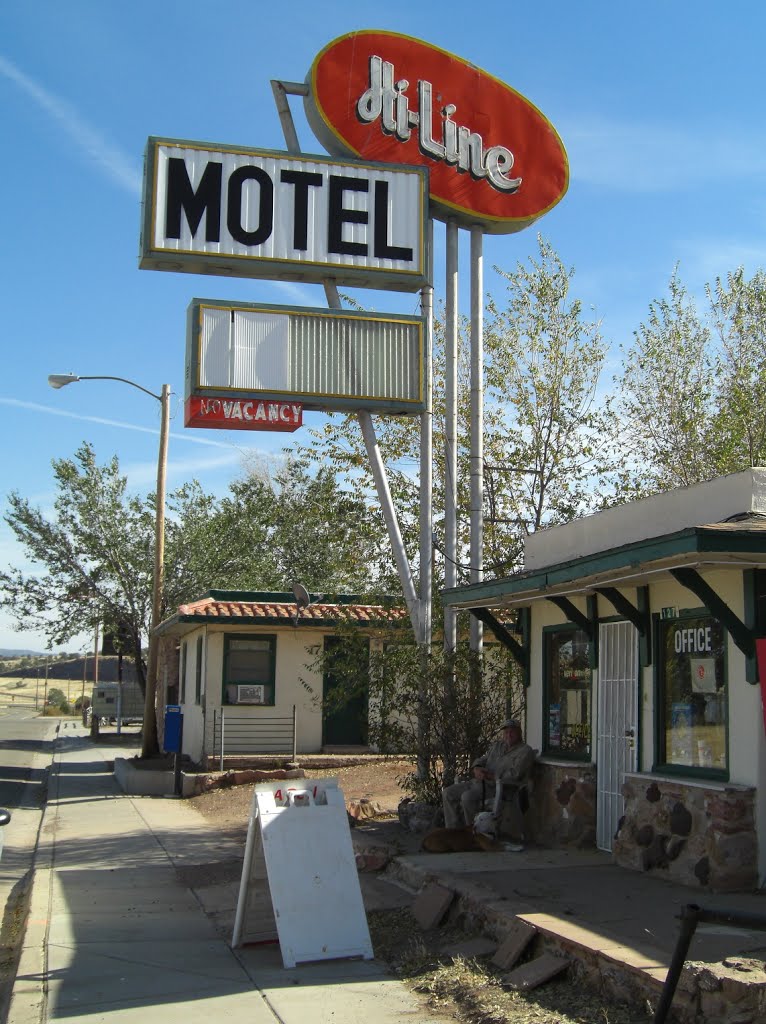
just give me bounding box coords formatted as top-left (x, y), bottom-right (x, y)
top-left (179, 641), bottom-right (188, 704)
top-left (543, 625), bottom-right (593, 760)
top-left (222, 634), bottom-right (277, 706)
top-left (654, 609), bottom-right (728, 779)
top-left (195, 635), bottom-right (203, 705)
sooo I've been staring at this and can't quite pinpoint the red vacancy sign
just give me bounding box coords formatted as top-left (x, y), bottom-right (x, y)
top-left (305, 30), bottom-right (569, 234)
top-left (185, 396), bottom-right (302, 432)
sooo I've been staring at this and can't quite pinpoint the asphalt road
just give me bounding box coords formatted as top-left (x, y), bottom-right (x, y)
top-left (0, 708), bottom-right (59, 1022)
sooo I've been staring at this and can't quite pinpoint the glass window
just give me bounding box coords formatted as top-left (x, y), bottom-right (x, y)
top-left (658, 613), bottom-right (727, 774)
top-left (223, 635), bottom-right (276, 705)
top-left (544, 628), bottom-right (592, 758)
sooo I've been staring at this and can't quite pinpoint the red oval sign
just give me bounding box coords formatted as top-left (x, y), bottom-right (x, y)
top-left (305, 31), bottom-right (569, 235)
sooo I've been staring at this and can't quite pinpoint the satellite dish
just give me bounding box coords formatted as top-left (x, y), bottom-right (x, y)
top-left (292, 583), bottom-right (310, 609)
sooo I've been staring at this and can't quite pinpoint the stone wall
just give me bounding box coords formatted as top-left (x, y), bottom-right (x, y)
top-left (526, 760), bottom-right (597, 847)
top-left (613, 773), bottom-right (757, 891)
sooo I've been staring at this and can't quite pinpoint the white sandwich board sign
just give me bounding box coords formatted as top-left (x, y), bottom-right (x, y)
top-left (232, 778), bottom-right (373, 968)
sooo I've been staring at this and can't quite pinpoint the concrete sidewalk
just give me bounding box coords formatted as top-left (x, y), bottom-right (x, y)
top-left (8, 727), bottom-right (450, 1024)
top-left (9, 725), bottom-right (766, 1024)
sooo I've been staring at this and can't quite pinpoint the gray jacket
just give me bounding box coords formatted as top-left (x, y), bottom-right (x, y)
top-left (472, 739), bottom-right (536, 783)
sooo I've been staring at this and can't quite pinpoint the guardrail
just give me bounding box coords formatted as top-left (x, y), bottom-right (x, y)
top-left (212, 705), bottom-right (297, 770)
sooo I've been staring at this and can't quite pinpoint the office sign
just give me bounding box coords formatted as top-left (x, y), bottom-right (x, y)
top-left (140, 137), bottom-right (428, 291)
top-left (185, 298), bottom-right (426, 419)
top-left (305, 31), bottom-right (568, 234)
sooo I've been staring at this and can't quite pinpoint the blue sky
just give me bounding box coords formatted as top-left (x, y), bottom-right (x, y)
top-left (2, 1), bottom-right (766, 653)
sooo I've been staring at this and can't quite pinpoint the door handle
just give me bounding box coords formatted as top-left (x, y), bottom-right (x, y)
top-left (624, 729), bottom-right (634, 738)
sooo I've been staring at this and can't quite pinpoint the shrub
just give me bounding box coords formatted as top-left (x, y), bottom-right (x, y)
top-left (302, 625), bottom-right (525, 806)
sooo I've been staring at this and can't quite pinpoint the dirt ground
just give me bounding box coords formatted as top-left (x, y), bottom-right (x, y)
top-left (190, 757), bottom-right (414, 830)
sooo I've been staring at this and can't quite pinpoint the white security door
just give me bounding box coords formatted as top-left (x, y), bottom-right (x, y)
top-left (597, 621), bottom-right (639, 852)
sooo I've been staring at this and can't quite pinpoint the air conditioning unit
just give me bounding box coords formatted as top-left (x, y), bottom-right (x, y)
top-left (233, 684), bottom-right (267, 705)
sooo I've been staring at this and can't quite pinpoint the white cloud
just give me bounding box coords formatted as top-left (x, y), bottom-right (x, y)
top-left (123, 449), bottom-right (246, 490)
top-left (0, 54), bottom-right (141, 196)
top-left (270, 280), bottom-right (326, 305)
top-left (563, 115), bottom-right (766, 192)
top-left (0, 398), bottom-right (235, 448)
top-left (675, 238), bottom-right (766, 284)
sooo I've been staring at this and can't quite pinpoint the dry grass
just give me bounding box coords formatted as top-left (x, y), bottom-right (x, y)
top-left (368, 908), bottom-right (653, 1024)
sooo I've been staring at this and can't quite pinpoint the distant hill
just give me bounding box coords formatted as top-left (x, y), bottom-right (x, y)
top-left (0, 648), bottom-right (48, 658)
top-left (0, 655), bottom-right (140, 684)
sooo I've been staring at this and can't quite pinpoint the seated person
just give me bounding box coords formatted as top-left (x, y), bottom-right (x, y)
top-left (442, 718), bottom-right (536, 843)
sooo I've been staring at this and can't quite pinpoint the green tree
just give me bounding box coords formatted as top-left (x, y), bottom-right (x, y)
top-left (706, 267), bottom-right (766, 471)
top-left (613, 265), bottom-right (766, 498)
top-left (1, 444), bottom-right (391, 752)
top-left (164, 456), bottom-right (389, 600)
top-left (484, 235), bottom-right (613, 571)
top-left (0, 443), bottom-right (153, 687)
top-left (162, 476), bottom-right (279, 603)
top-left (613, 267), bottom-right (713, 496)
top-left (301, 236), bottom-right (613, 587)
top-left (302, 626), bottom-right (524, 804)
top-left (258, 456), bottom-right (388, 593)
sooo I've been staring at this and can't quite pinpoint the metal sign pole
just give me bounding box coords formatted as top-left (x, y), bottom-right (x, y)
top-left (271, 80), bottom-right (424, 642)
top-left (417, 227), bottom-right (434, 779)
top-left (469, 225), bottom-right (484, 654)
top-left (444, 219), bottom-right (459, 653)
top-left (419, 217), bottom-right (434, 648)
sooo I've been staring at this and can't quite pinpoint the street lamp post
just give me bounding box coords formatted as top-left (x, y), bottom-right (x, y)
top-left (48, 374), bottom-right (170, 758)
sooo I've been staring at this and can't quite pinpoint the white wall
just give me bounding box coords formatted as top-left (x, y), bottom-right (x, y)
top-left (525, 469), bottom-right (766, 571)
top-left (178, 624), bottom-right (334, 761)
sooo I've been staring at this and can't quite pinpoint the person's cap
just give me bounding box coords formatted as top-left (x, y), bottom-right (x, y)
top-left (500, 718), bottom-right (521, 730)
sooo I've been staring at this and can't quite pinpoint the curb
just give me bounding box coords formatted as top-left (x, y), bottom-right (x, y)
top-left (382, 854), bottom-right (678, 1017)
top-left (6, 728), bottom-right (61, 1024)
top-left (7, 868), bottom-right (52, 1024)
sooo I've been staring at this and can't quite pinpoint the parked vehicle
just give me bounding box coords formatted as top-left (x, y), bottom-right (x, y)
top-left (88, 682), bottom-right (144, 727)
top-left (0, 809), bottom-right (11, 861)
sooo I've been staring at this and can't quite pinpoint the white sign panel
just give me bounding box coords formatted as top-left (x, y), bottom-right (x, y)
top-left (185, 299), bottom-right (425, 417)
top-left (140, 137), bottom-right (428, 292)
top-left (232, 778), bottom-right (373, 968)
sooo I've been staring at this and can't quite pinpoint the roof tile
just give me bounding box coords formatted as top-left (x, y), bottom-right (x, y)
top-left (175, 597), bottom-right (406, 625)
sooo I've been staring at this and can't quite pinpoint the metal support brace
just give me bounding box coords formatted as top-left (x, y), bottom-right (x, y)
top-left (670, 567), bottom-right (755, 659)
top-left (546, 595), bottom-right (595, 639)
top-left (270, 80), bottom-right (308, 154)
top-left (596, 587), bottom-right (648, 636)
top-left (469, 608), bottom-right (528, 669)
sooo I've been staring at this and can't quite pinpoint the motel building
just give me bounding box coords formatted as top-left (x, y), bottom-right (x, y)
top-left (154, 592), bottom-right (406, 767)
top-left (443, 469), bottom-right (766, 892)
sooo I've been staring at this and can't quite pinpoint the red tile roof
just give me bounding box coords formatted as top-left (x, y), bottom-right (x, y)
top-left (175, 597), bottom-right (407, 625)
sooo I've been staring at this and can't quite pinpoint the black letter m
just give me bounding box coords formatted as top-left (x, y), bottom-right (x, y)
top-left (165, 158), bottom-right (222, 242)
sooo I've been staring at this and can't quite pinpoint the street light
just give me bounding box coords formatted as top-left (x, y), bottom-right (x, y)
top-left (47, 373), bottom-right (170, 758)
